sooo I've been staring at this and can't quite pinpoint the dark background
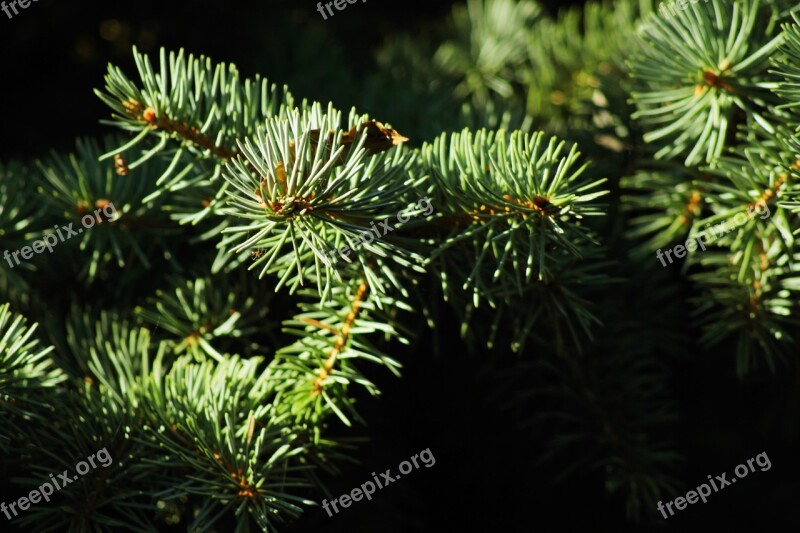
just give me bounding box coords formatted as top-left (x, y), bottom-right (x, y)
top-left (1, 1), bottom-right (797, 532)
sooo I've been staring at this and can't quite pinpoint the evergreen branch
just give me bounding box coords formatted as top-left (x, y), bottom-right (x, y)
top-left (220, 104), bottom-right (420, 298)
top-left (12, 383), bottom-right (155, 531)
top-left (94, 47), bottom-right (297, 232)
top-left (135, 272), bottom-right (279, 362)
top-left (129, 100), bottom-right (238, 160)
top-left (0, 161), bottom-right (50, 290)
top-left (621, 158), bottom-right (711, 257)
top-left (418, 128), bottom-right (610, 352)
top-left (434, 0), bottom-right (542, 107)
top-left (0, 304), bottom-right (65, 453)
top-left (630, 0), bottom-right (785, 165)
top-left (311, 280), bottom-right (368, 396)
top-left (140, 353), bottom-right (315, 531)
top-left (36, 136), bottom-right (178, 281)
top-left (423, 128), bottom-right (608, 288)
top-left (96, 47), bottom-right (295, 165)
top-left (272, 280), bottom-right (407, 427)
top-left (689, 239), bottom-right (798, 375)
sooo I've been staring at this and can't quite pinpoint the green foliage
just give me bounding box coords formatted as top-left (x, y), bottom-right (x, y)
top-left (5, 0), bottom-right (800, 530)
top-left (95, 47), bottom-right (295, 233)
top-left (37, 137), bottom-right (174, 281)
top-left (422, 129), bottom-right (609, 351)
top-left (139, 353), bottom-right (316, 532)
top-left (0, 304), bottom-right (65, 454)
top-left (135, 273), bottom-right (279, 362)
top-left (624, 0), bottom-right (800, 375)
top-left (631, 0), bottom-right (785, 165)
top-left (435, 0), bottom-right (542, 106)
top-left (220, 105), bottom-right (425, 298)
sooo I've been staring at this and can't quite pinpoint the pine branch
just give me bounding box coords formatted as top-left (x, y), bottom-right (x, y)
top-left (434, 0), bottom-right (542, 107)
top-left (220, 104), bottom-right (420, 299)
top-left (630, 0), bottom-right (786, 165)
top-left (271, 279), bottom-right (408, 428)
top-left (96, 47), bottom-right (295, 166)
top-left (134, 272), bottom-right (280, 362)
top-left (0, 304), bottom-right (65, 454)
top-left (36, 136), bottom-right (178, 282)
top-left (421, 128), bottom-right (609, 351)
top-left (0, 161), bottom-right (50, 291)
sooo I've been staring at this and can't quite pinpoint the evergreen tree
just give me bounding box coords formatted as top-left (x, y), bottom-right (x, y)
top-left (1, 0), bottom-right (798, 530)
